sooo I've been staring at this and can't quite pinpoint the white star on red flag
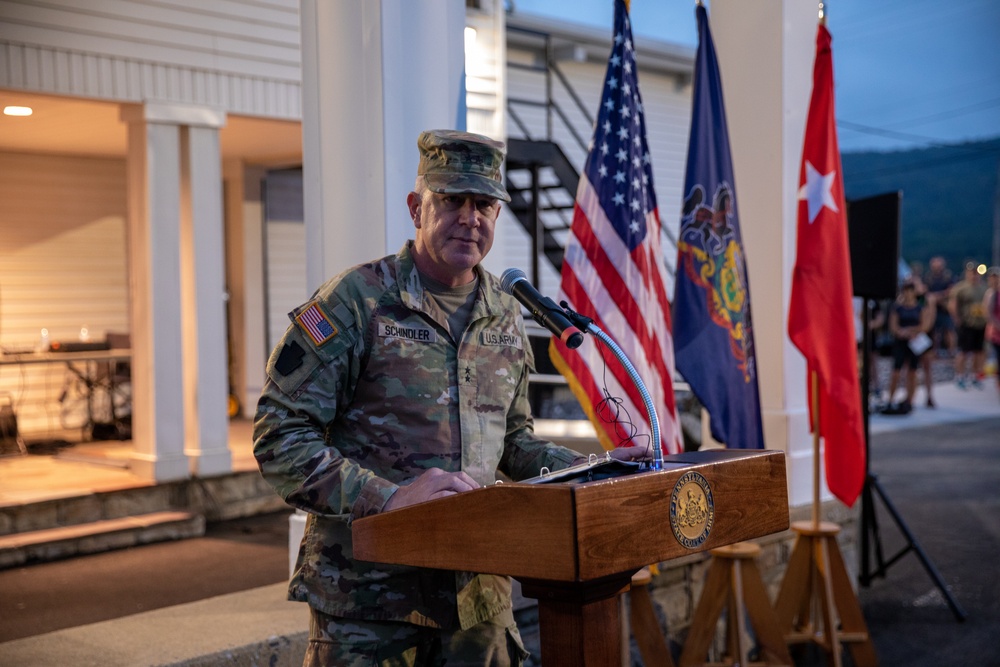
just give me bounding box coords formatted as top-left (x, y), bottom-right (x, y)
top-left (798, 160), bottom-right (839, 224)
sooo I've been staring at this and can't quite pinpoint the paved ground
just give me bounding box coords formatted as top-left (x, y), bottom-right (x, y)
top-left (869, 362), bottom-right (999, 435)
top-left (853, 417), bottom-right (1000, 667)
top-left (1, 379), bottom-right (998, 665)
top-left (0, 510), bottom-right (293, 643)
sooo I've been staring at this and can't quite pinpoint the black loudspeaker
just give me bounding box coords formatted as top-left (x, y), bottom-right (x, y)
top-left (846, 191), bottom-right (902, 300)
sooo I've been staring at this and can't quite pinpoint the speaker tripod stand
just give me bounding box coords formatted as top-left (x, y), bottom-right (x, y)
top-left (857, 300), bottom-right (966, 622)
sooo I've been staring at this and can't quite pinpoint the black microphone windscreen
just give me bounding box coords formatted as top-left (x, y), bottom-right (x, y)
top-left (500, 268), bottom-right (527, 295)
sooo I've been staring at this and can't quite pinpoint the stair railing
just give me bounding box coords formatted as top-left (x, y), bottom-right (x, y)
top-left (506, 25), bottom-right (593, 153)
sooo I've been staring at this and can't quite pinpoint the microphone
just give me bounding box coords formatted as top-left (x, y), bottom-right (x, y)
top-left (500, 268), bottom-right (585, 349)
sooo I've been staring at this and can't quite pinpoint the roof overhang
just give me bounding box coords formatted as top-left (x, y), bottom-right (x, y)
top-left (506, 11), bottom-right (695, 80)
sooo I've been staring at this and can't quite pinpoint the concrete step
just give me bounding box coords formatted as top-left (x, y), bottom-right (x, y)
top-left (0, 511), bottom-right (205, 568)
top-left (0, 469), bottom-right (288, 569)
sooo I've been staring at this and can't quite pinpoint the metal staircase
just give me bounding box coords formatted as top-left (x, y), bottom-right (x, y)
top-left (503, 26), bottom-right (597, 417)
top-left (503, 23), bottom-right (681, 290)
top-left (505, 138), bottom-right (579, 278)
top-left (504, 25), bottom-right (593, 285)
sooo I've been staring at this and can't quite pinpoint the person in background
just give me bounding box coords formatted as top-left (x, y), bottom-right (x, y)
top-left (252, 129), bottom-right (649, 667)
top-left (912, 275), bottom-right (937, 407)
top-left (924, 256), bottom-right (956, 357)
top-left (984, 266), bottom-right (1000, 397)
top-left (855, 296), bottom-right (886, 410)
top-left (884, 279), bottom-right (931, 414)
top-left (950, 262), bottom-right (988, 390)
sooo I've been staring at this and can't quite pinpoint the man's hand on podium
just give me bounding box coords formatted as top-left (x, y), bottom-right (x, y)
top-left (383, 468), bottom-right (480, 511)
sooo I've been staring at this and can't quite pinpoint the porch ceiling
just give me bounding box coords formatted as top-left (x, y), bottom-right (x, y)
top-left (0, 90), bottom-right (302, 166)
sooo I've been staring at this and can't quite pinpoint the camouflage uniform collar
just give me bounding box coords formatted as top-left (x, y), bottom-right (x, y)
top-left (397, 241), bottom-right (504, 317)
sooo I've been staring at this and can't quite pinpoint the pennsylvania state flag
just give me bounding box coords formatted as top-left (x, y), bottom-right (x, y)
top-left (673, 3), bottom-right (764, 450)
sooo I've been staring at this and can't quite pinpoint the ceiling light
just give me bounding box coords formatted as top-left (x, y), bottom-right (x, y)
top-left (4, 106), bottom-right (33, 117)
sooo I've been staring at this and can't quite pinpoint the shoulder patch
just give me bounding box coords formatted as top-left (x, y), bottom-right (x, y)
top-left (294, 301), bottom-right (338, 346)
top-left (274, 340), bottom-right (306, 376)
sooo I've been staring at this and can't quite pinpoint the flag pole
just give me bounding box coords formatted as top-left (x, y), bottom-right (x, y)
top-left (810, 2), bottom-right (827, 531)
top-left (811, 370), bottom-right (821, 527)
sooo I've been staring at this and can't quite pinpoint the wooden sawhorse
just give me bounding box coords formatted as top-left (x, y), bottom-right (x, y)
top-left (680, 542), bottom-right (792, 667)
top-left (775, 521), bottom-right (878, 667)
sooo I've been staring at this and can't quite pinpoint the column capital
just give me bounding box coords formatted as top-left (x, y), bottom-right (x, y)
top-left (120, 102), bottom-right (227, 129)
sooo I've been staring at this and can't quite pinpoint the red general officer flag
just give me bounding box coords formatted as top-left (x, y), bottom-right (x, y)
top-left (787, 22), bottom-right (865, 507)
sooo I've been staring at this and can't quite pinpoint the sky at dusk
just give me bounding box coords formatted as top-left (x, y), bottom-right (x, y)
top-left (509, 0), bottom-right (1000, 153)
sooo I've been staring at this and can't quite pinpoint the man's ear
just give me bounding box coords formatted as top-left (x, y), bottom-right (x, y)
top-left (406, 191), bottom-right (421, 228)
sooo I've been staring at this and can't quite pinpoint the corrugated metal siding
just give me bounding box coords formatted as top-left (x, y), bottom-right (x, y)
top-left (464, 4), bottom-right (503, 139)
top-left (0, 0), bottom-right (301, 119)
top-left (0, 152), bottom-right (129, 439)
top-left (262, 170), bottom-right (306, 351)
top-left (264, 220), bottom-right (306, 351)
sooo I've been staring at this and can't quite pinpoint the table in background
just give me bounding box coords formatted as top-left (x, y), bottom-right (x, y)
top-left (0, 349), bottom-right (133, 447)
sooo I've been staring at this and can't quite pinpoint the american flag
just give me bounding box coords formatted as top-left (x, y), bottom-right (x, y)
top-left (296, 302), bottom-right (337, 346)
top-left (550, 0), bottom-right (683, 456)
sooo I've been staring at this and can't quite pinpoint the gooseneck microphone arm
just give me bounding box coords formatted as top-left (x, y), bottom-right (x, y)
top-left (498, 265), bottom-right (664, 470)
top-left (561, 302), bottom-right (663, 471)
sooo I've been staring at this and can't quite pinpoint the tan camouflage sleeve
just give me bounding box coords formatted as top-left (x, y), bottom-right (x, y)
top-left (252, 324), bottom-right (398, 520)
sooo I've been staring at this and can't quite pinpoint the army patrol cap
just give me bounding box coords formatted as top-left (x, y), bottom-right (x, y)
top-left (417, 129), bottom-right (511, 203)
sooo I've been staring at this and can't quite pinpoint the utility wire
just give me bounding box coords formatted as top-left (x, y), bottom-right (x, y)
top-left (886, 97), bottom-right (1000, 131)
top-left (838, 120), bottom-right (1000, 154)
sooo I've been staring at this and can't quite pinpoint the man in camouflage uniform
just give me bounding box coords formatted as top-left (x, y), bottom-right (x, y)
top-left (254, 129), bottom-right (648, 666)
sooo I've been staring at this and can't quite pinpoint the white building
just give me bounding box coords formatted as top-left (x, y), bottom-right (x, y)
top-left (0, 0), bottom-right (823, 508)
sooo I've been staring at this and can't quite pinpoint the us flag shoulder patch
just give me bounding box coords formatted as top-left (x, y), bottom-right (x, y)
top-left (295, 301), bottom-right (338, 346)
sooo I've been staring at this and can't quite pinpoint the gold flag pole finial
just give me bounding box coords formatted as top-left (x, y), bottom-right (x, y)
top-left (624, 0), bottom-right (630, 12)
top-left (818, 1), bottom-right (827, 25)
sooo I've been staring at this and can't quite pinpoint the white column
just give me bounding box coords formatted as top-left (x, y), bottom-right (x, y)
top-left (121, 102), bottom-right (232, 481)
top-left (711, 1), bottom-right (821, 506)
top-left (183, 121), bottom-right (232, 476)
top-left (380, 0), bottom-right (467, 254)
top-left (225, 161), bottom-right (269, 420)
top-left (294, 0), bottom-right (466, 569)
top-left (121, 105), bottom-right (189, 482)
top-left (299, 0), bottom-right (466, 292)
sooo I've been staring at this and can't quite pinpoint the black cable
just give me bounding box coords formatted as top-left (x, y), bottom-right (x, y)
top-left (593, 337), bottom-right (653, 454)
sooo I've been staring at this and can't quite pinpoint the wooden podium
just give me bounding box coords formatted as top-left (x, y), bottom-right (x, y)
top-left (353, 449), bottom-right (789, 667)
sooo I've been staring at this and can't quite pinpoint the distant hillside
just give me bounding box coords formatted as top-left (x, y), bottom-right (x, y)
top-left (842, 138), bottom-right (1000, 275)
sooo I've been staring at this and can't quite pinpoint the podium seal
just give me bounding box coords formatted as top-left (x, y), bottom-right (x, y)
top-left (670, 471), bottom-right (715, 549)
